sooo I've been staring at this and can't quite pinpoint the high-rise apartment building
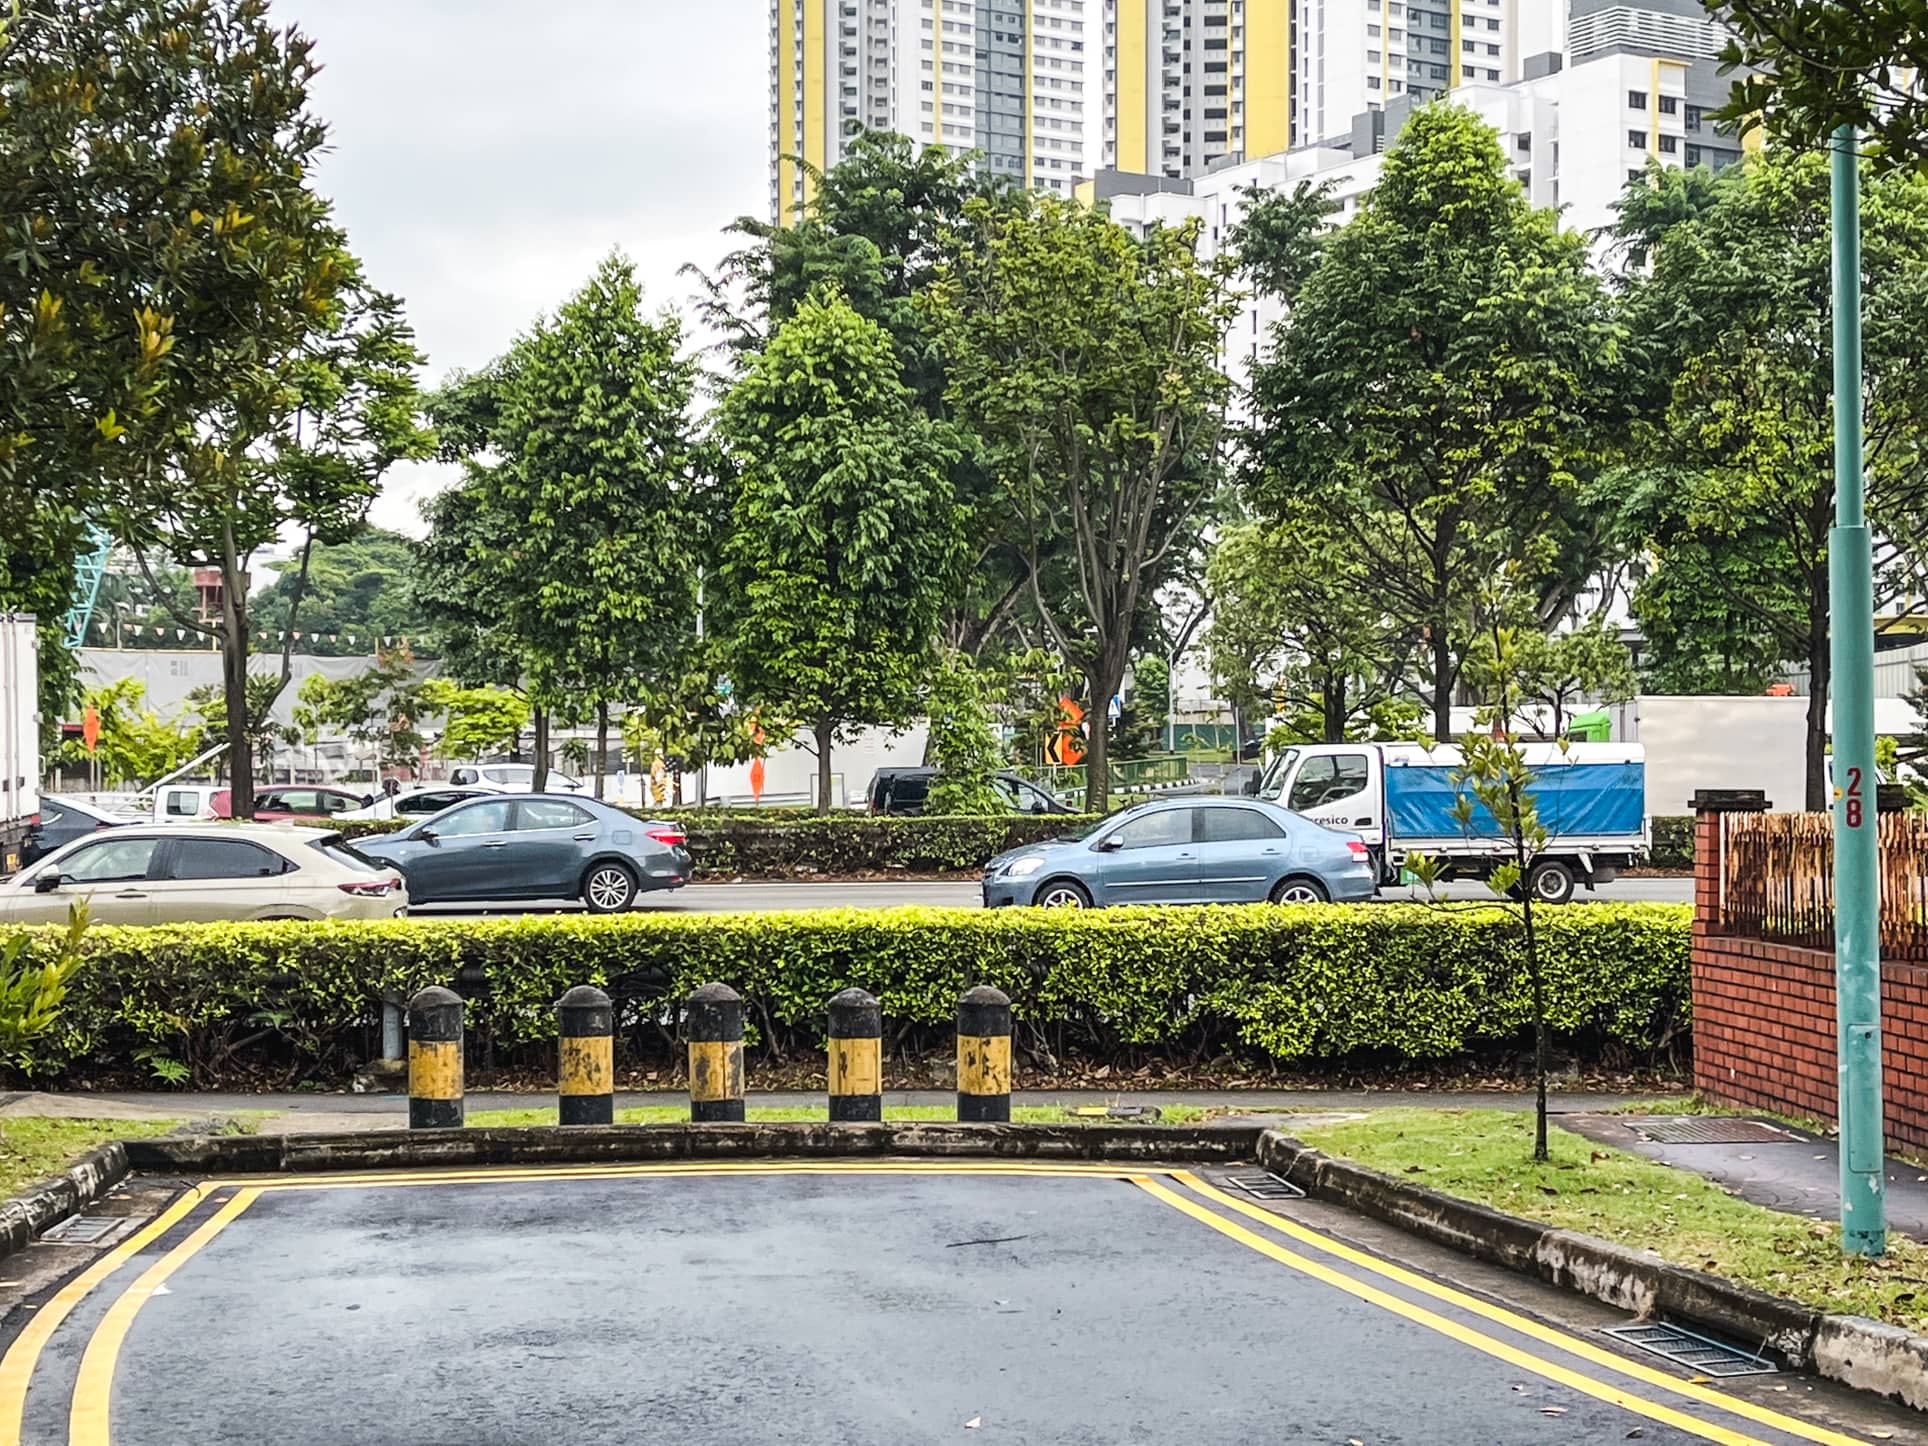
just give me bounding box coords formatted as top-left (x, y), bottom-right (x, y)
top-left (770, 0), bottom-right (1088, 224)
top-left (1103, 1), bottom-right (1293, 178)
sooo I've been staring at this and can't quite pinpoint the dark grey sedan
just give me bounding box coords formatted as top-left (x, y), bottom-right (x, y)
top-left (356, 794), bottom-right (690, 912)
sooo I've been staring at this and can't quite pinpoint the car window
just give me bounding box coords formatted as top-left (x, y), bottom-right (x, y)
top-left (163, 789), bottom-right (203, 817)
top-left (309, 840), bottom-right (382, 873)
top-left (1287, 754), bottom-right (1369, 811)
top-left (450, 768), bottom-right (478, 786)
top-left (269, 789), bottom-right (319, 814)
top-left (517, 800), bottom-right (591, 831)
top-left (40, 803), bottom-right (67, 827)
top-left (1108, 808), bottom-right (1192, 850)
top-left (165, 838), bottom-right (290, 880)
top-left (320, 791), bottom-right (364, 815)
top-left (482, 766), bottom-right (532, 785)
top-left (431, 800), bottom-right (516, 836)
top-left (1197, 806), bottom-right (1286, 843)
top-left (58, 836), bottom-right (162, 883)
top-left (399, 791), bottom-right (459, 816)
top-left (991, 776), bottom-right (1020, 808)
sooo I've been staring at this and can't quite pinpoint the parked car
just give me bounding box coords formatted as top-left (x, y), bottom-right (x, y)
top-left (980, 796), bottom-right (1375, 908)
top-left (867, 767), bottom-right (1073, 817)
top-left (0, 823), bottom-right (406, 925)
top-left (355, 793), bottom-right (688, 912)
top-left (215, 785), bottom-right (374, 822)
top-left (20, 794), bottom-right (131, 869)
top-left (338, 785), bottom-right (499, 822)
top-left (446, 763), bottom-right (585, 794)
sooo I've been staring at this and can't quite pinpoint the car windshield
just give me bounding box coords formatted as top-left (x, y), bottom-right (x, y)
top-left (1253, 747), bottom-right (1298, 802)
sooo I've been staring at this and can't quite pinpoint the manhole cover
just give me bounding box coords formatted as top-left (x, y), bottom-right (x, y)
top-left (1623, 1117), bottom-right (1797, 1145)
top-left (1604, 1322), bottom-right (1777, 1377)
top-left (39, 1215), bottom-right (132, 1246)
top-left (1221, 1171), bottom-right (1305, 1200)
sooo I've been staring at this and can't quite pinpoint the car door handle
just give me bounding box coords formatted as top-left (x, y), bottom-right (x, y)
top-left (1260, 847), bottom-right (1282, 855)
top-left (1177, 851), bottom-right (1195, 859)
top-left (1354, 817), bottom-right (1374, 826)
top-left (115, 890), bottom-right (147, 899)
top-left (480, 840), bottom-right (509, 849)
top-left (573, 833), bottom-right (596, 842)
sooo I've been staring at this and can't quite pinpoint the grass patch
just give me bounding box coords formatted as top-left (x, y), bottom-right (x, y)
top-left (0, 1118), bottom-right (179, 1197)
top-left (465, 1104), bottom-right (1207, 1129)
top-left (1297, 1108), bottom-right (1928, 1333)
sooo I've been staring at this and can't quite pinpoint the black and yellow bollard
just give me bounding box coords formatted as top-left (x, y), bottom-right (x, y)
top-left (956, 984), bottom-right (1012, 1123)
top-left (686, 982), bottom-right (746, 1123)
top-left (556, 984), bottom-right (615, 1126)
top-left (827, 988), bottom-right (883, 1123)
top-left (407, 985), bottom-right (464, 1129)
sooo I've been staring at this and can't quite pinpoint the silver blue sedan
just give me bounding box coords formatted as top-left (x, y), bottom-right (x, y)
top-left (981, 797), bottom-right (1376, 908)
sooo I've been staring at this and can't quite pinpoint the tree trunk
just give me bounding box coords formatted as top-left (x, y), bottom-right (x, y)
top-left (814, 719), bottom-right (834, 814)
top-left (532, 707), bottom-right (550, 793)
top-left (220, 594), bottom-right (253, 819)
top-left (1806, 615), bottom-right (1830, 812)
top-left (593, 701), bottom-right (608, 801)
top-left (1525, 887), bottom-right (1549, 1162)
top-left (1323, 668), bottom-right (1348, 744)
top-left (1431, 628), bottom-right (1454, 744)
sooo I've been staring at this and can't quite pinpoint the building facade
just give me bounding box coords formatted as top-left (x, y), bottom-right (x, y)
top-left (770, 0), bottom-right (1088, 223)
top-left (1103, 0), bottom-right (1294, 178)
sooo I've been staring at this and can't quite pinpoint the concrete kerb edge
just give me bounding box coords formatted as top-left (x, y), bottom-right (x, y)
top-left (123, 1121), bottom-right (1268, 1175)
top-left (0, 1141), bottom-right (129, 1263)
top-left (1256, 1130), bottom-right (1928, 1412)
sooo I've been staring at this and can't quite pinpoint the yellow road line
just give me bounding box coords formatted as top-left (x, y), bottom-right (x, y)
top-left (68, 1189), bottom-right (259, 1446)
top-left (235, 1158), bottom-right (1144, 1192)
top-left (1170, 1172), bottom-right (1870, 1446)
top-left (1134, 1176), bottom-right (1777, 1446)
top-left (0, 1184), bottom-right (214, 1446)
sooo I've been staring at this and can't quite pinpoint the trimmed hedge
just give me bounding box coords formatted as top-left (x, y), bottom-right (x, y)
top-left (13, 903), bottom-right (1691, 1087)
top-left (336, 812), bottom-right (1101, 879)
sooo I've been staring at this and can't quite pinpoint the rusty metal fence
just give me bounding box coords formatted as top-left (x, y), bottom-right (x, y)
top-left (1720, 810), bottom-right (1928, 961)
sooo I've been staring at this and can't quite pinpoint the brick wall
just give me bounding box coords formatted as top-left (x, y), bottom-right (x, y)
top-left (1691, 804), bottom-right (1928, 1156)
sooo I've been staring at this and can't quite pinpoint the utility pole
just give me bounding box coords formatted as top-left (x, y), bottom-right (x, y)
top-left (1830, 122), bottom-right (1886, 1257)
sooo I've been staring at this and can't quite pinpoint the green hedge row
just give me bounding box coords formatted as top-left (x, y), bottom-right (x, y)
top-left (336, 812), bottom-right (1099, 878)
top-left (14, 903), bottom-right (1691, 1087)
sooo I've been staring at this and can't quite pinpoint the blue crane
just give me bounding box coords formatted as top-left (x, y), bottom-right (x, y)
top-left (60, 525), bottom-right (114, 649)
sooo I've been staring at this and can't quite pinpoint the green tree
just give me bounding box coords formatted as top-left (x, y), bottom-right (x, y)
top-left (412, 475), bottom-right (526, 693)
top-left (291, 650), bottom-right (425, 777)
top-left (1515, 618), bottom-right (1637, 740)
top-left (1243, 105), bottom-right (1626, 745)
top-left (252, 527), bottom-right (436, 654)
top-left (1206, 515), bottom-right (1417, 742)
top-left (417, 679), bottom-right (528, 761)
top-left (715, 287), bottom-right (963, 812)
top-left (0, 0), bottom-right (347, 728)
top-left (929, 195), bottom-right (1235, 811)
top-left (52, 679), bottom-right (200, 787)
top-left (924, 652), bottom-right (1005, 814)
top-left (1610, 152), bottom-right (1928, 806)
top-left (1709, 1), bottom-right (1928, 168)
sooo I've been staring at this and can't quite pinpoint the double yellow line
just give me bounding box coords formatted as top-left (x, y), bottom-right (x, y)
top-left (0, 1162), bottom-right (1881, 1446)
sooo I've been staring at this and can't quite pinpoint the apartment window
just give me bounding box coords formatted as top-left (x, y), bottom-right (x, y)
top-left (1658, 133), bottom-right (1678, 154)
top-left (1658, 95), bottom-right (1678, 115)
top-left (1628, 90), bottom-right (1647, 109)
top-left (1685, 105), bottom-right (1704, 132)
top-left (1628, 129), bottom-right (1647, 148)
top-left (1485, 67), bottom-right (1498, 79)
top-left (1462, 64), bottom-right (1475, 78)
top-left (1685, 144), bottom-right (1703, 166)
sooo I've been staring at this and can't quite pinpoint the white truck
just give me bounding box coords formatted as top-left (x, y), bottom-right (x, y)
top-left (1249, 740), bottom-right (1647, 903)
top-left (1, 614), bottom-right (39, 876)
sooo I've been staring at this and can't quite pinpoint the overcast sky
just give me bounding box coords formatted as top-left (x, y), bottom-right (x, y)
top-left (295, 1), bottom-right (769, 534)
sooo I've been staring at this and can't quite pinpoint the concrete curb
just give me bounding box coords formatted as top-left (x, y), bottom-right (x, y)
top-left (127, 1121), bottom-right (1266, 1175)
top-left (0, 1142), bottom-right (129, 1262)
top-left (1255, 1130), bottom-right (1928, 1412)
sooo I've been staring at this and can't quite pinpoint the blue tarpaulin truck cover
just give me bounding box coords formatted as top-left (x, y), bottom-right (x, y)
top-left (1384, 755), bottom-right (1646, 846)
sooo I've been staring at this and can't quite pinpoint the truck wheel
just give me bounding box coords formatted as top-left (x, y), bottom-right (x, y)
top-left (1528, 861), bottom-right (1576, 906)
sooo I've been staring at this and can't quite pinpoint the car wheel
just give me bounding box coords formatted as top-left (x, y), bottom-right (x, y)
top-left (583, 861), bottom-right (639, 914)
top-left (1033, 879), bottom-right (1092, 909)
top-left (1270, 876), bottom-right (1330, 905)
top-left (1528, 861), bottom-right (1576, 906)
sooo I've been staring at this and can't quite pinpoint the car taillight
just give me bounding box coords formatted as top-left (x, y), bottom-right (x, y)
top-left (647, 827), bottom-right (687, 847)
top-left (339, 876), bottom-right (401, 897)
top-left (1347, 841), bottom-right (1370, 860)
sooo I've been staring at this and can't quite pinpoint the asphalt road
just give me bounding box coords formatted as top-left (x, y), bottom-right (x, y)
top-left (5, 1162), bottom-right (1898, 1444)
top-left (411, 874), bottom-right (1693, 915)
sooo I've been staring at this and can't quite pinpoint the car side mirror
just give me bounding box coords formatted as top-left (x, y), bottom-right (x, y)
top-left (1095, 835), bottom-right (1123, 853)
top-left (32, 868), bottom-right (62, 893)
top-left (1031, 801), bottom-right (1047, 814)
top-left (418, 828), bottom-right (439, 847)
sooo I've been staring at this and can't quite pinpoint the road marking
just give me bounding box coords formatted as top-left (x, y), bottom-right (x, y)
top-left (1136, 1176), bottom-right (1827, 1446)
top-left (68, 1189), bottom-right (259, 1446)
top-left (1170, 1172), bottom-right (1869, 1446)
top-left (232, 1158), bottom-right (1145, 1192)
top-left (0, 1184), bottom-right (213, 1446)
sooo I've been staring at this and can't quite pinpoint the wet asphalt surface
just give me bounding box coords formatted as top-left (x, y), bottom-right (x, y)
top-left (8, 1168), bottom-right (1885, 1445)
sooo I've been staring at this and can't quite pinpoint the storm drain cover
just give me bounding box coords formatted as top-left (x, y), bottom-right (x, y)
top-left (1221, 1171), bottom-right (1306, 1201)
top-left (1604, 1321), bottom-right (1778, 1377)
top-left (1622, 1117), bottom-right (1798, 1145)
top-left (39, 1214), bottom-right (132, 1246)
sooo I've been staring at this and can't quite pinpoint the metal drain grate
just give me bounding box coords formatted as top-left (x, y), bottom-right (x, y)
top-left (39, 1214), bottom-right (132, 1246)
top-left (1220, 1171), bottom-right (1306, 1201)
top-left (1604, 1322), bottom-right (1778, 1377)
top-left (1623, 1117), bottom-right (1797, 1146)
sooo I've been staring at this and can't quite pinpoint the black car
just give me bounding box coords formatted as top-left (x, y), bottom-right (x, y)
top-left (866, 768), bottom-right (1073, 817)
top-left (23, 795), bottom-right (130, 867)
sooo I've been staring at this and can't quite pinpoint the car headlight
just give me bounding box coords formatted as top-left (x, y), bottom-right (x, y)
top-left (1005, 855), bottom-right (1045, 878)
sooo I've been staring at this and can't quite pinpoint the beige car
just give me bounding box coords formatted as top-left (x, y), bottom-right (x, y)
top-left (0, 823), bottom-right (407, 925)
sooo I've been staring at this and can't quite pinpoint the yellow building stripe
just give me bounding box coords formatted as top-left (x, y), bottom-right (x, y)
top-left (802, 0), bottom-right (825, 210)
top-left (1171, 1172), bottom-right (1871, 1446)
top-left (68, 1189), bottom-right (261, 1446)
top-left (1136, 1177), bottom-right (1778, 1446)
top-left (1116, 0), bottom-right (1145, 172)
top-left (1650, 55), bottom-right (1662, 158)
top-left (0, 1185), bottom-right (214, 1446)
top-left (1245, 0), bottom-right (1291, 158)
top-left (1449, 1), bottom-right (1462, 89)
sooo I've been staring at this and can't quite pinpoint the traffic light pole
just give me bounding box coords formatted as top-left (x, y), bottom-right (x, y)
top-left (1830, 122), bottom-right (1886, 1258)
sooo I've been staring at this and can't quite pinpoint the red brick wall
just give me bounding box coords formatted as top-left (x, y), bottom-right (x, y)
top-left (1691, 807), bottom-right (1928, 1155)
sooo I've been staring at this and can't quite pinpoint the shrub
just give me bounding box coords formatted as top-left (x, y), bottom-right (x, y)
top-left (1649, 815), bottom-right (1694, 870)
top-left (11, 903), bottom-right (1690, 1087)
